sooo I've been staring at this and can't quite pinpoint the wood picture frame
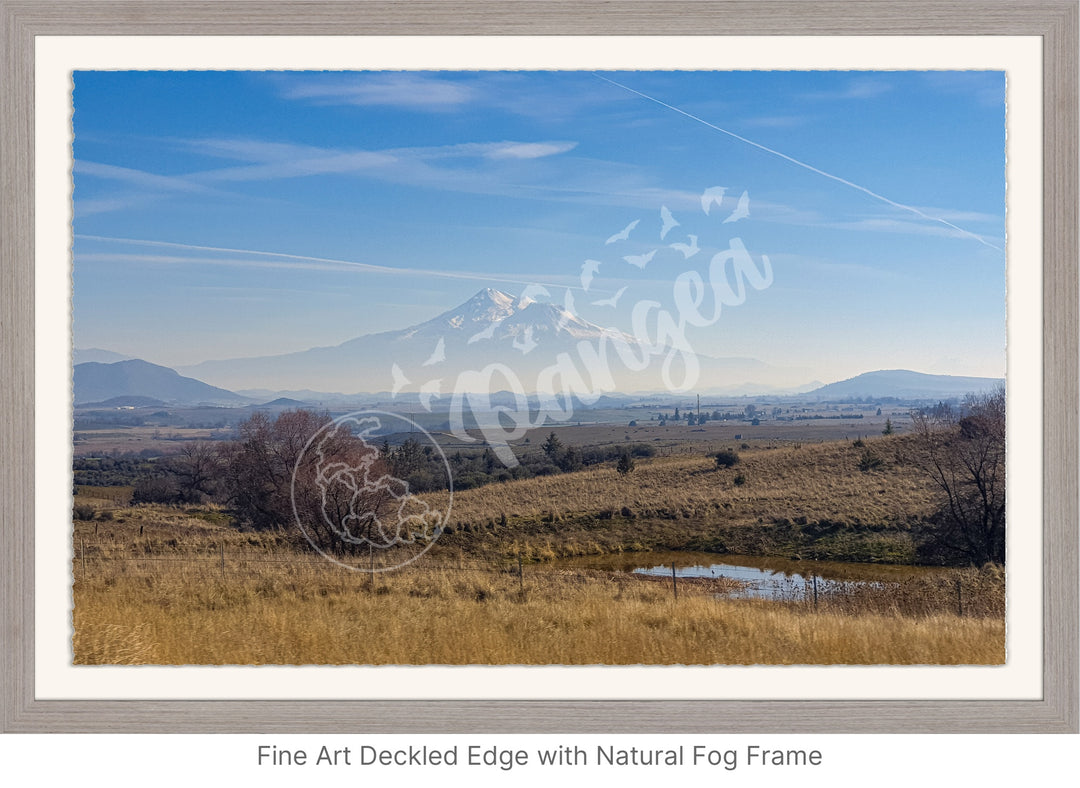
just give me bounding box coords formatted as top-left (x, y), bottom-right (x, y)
top-left (1, 0), bottom-right (1076, 733)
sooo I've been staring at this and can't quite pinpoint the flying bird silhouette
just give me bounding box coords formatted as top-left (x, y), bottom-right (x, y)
top-left (512, 326), bottom-right (538, 354)
top-left (701, 185), bottom-right (727, 215)
top-left (669, 234), bottom-right (700, 259)
top-left (468, 321), bottom-right (499, 344)
top-left (419, 379), bottom-right (442, 412)
top-left (659, 206), bottom-right (680, 239)
top-left (518, 284), bottom-right (550, 305)
top-left (591, 286), bottom-right (628, 308)
top-left (422, 337), bottom-right (445, 366)
top-left (390, 363), bottom-right (410, 396)
top-left (580, 259), bottom-right (601, 292)
top-left (723, 190), bottom-right (750, 223)
top-left (623, 250), bottom-right (656, 269)
top-left (605, 219), bottom-right (640, 244)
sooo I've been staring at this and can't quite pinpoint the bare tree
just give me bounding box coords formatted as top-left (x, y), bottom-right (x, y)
top-left (290, 416), bottom-right (402, 557)
top-left (219, 410), bottom-right (402, 557)
top-left (165, 441), bottom-right (221, 502)
top-left (910, 385), bottom-right (1006, 565)
top-left (219, 410), bottom-right (332, 533)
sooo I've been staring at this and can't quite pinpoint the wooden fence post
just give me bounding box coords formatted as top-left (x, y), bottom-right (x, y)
top-left (671, 564), bottom-right (678, 601)
top-left (956, 578), bottom-right (963, 617)
top-left (812, 575), bottom-right (818, 609)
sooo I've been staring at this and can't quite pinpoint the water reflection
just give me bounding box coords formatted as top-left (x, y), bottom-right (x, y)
top-left (632, 561), bottom-right (812, 599)
top-left (554, 551), bottom-right (934, 601)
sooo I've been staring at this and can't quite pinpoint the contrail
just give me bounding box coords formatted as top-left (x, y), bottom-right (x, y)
top-left (73, 234), bottom-right (566, 287)
top-left (593, 74), bottom-right (1002, 252)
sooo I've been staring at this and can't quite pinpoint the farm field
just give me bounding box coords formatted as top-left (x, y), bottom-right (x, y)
top-left (74, 426), bottom-right (223, 457)
top-left (72, 401), bottom-right (903, 457)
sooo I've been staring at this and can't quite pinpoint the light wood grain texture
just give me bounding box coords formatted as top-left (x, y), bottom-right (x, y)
top-left (1, 0), bottom-right (1076, 733)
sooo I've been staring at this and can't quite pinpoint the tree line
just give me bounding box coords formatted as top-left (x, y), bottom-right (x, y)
top-left (909, 386), bottom-right (1006, 566)
top-left (78, 388), bottom-right (1006, 567)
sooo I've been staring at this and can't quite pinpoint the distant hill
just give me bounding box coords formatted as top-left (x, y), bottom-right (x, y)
top-left (74, 359), bottom-right (251, 406)
top-left (236, 388), bottom-right (347, 402)
top-left (76, 395), bottom-right (167, 408)
top-left (808, 370), bottom-right (1004, 400)
top-left (73, 347), bottom-right (133, 365)
top-left (256, 397), bottom-right (313, 408)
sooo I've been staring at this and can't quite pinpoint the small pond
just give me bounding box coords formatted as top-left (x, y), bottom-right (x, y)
top-left (554, 551), bottom-right (945, 601)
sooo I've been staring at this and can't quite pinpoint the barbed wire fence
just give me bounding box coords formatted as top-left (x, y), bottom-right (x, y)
top-left (73, 538), bottom-right (1004, 619)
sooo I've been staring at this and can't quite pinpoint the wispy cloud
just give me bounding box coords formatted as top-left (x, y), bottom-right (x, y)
top-left (74, 235), bottom-right (577, 288)
top-left (764, 252), bottom-right (906, 282)
top-left (746, 200), bottom-right (1003, 246)
top-left (921, 71), bottom-right (1005, 108)
top-left (801, 78), bottom-right (893, 101)
top-left (174, 138), bottom-right (331, 162)
top-left (74, 161), bottom-right (208, 193)
top-left (279, 73), bottom-right (477, 110)
top-left (910, 205), bottom-right (1004, 224)
top-left (74, 137), bottom-right (581, 215)
top-left (76, 251), bottom-right (390, 275)
top-left (182, 138), bottom-right (581, 190)
top-left (180, 137), bottom-right (578, 167)
top-left (74, 198), bottom-right (142, 218)
top-left (820, 216), bottom-right (1004, 245)
top-left (482, 141), bottom-right (578, 160)
top-left (272, 72), bottom-right (639, 122)
top-left (198, 150), bottom-right (398, 183)
top-left (73, 161), bottom-right (223, 218)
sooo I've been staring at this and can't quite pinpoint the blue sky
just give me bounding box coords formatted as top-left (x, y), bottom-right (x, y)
top-left (72, 70), bottom-right (1006, 385)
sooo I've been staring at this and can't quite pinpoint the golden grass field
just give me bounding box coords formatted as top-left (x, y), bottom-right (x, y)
top-left (440, 435), bottom-right (933, 527)
top-left (72, 528), bottom-right (1004, 666)
top-left (417, 435), bottom-right (938, 564)
top-left (71, 435), bottom-right (1006, 666)
top-left (74, 569), bottom-right (1003, 665)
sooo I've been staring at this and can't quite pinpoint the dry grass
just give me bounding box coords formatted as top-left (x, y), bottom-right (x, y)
top-left (71, 436), bottom-right (938, 563)
top-left (72, 521), bottom-right (1004, 666)
top-left (421, 435), bottom-right (937, 563)
top-left (73, 485), bottom-right (134, 506)
top-left (441, 436), bottom-right (932, 523)
top-left (69, 436), bottom-right (1003, 666)
top-left (73, 568), bottom-right (1004, 665)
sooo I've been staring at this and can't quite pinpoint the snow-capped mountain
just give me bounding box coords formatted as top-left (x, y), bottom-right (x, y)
top-left (377, 289), bottom-right (618, 345)
top-left (408, 287), bottom-right (520, 335)
top-left (179, 288), bottom-right (763, 394)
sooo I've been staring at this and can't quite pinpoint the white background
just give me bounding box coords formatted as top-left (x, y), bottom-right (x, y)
top-left (7, 34), bottom-right (1074, 779)
top-left (2, 734), bottom-right (1078, 785)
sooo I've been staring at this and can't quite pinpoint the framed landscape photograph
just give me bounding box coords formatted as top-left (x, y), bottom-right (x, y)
top-left (2, 1), bottom-right (1076, 733)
